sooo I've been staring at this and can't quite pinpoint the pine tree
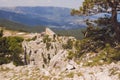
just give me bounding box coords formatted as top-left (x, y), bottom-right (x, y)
top-left (71, 0), bottom-right (120, 42)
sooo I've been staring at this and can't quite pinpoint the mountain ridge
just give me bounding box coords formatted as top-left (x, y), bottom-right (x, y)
top-left (0, 6), bottom-right (86, 29)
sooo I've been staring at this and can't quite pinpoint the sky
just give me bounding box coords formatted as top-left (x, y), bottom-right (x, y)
top-left (0, 0), bottom-right (84, 9)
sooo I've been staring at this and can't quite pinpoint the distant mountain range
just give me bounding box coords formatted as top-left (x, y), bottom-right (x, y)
top-left (0, 6), bottom-right (86, 29)
top-left (0, 6), bottom-right (119, 30)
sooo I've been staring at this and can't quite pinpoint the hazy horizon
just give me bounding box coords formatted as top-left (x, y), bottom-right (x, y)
top-left (0, 6), bottom-right (78, 9)
top-left (0, 0), bottom-right (84, 9)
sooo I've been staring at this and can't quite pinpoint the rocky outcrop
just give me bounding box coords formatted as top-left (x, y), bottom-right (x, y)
top-left (45, 28), bottom-right (56, 38)
top-left (22, 32), bottom-right (75, 69)
top-left (0, 61), bottom-right (120, 80)
top-left (45, 28), bottom-right (55, 36)
top-left (21, 31), bottom-right (120, 80)
top-left (0, 29), bottom-right (120, 80)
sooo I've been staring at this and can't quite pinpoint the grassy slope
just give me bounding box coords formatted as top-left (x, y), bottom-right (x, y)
top-left (54, 29), bottom-right (84, 39)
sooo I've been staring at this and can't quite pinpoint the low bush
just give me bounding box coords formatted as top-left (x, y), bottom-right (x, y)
top-left (0, 35), bottom-right (24, 66)
top-left (43, 35), bottom-right (51, 43)
top-left (62, 39), bottom-right (73, 49)
top-left (67, 51), bottom-right (75, 60)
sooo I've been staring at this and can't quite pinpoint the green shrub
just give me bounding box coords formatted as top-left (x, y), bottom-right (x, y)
top-left (75, 25), bottom-right (116, 58)
top-left (62, 39), bottom-right (73, 49)
top-left (104, 44), bottom-right (120, 61)
top-left (26, 36), bottom-right (37, 41)
top-left (74, 40), bottom-right (81, 50)
top-left (77, 72), bottom-right (83, 76)
top-left (0, 57), bottom-right (10, 65)
top-left (83, 44), bottom-right (120, 66)
top-left (43, 35), bottom-right (51, 43)
top-left (31, 36), bottom-right (37, 41)
top-left (0, 36), bottom-right (24, 66)
top-left (67, 51), bottom-right (75, 60)
top-left (0, 29), bottom-right (3, 38)
top-left (13, 36), bottom-right (24, 42)
top-left (66, 72), bottom-right (74, 78)
top-left (46, 42), bottom-right (51, 50)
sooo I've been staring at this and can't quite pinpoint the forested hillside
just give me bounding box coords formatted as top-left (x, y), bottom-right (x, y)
top-left (0, 19), bottom-right (46, 32)
top-left (0, 19), bottom-right (84, 39)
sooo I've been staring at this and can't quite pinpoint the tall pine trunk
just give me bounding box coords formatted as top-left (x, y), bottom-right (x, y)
top-left (111, 7), bottom-right (120, 42)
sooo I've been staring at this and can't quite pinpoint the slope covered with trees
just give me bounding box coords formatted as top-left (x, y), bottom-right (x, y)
top-left (0, 19), bottom-right (84, 39)
top-left (54, 28), bottom-right (84, 39)
top-left (0, 19), bottom-right (46, 32)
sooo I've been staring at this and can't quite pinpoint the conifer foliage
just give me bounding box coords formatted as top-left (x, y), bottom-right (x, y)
top-left (71, 0), bottom-right (120, 42)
